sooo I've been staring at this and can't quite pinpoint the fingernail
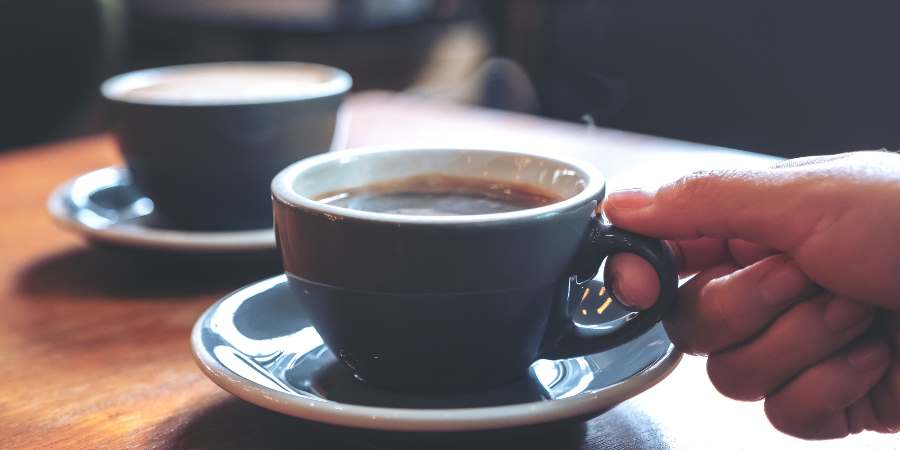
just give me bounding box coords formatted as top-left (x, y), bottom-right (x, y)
top-left (758, 258), bottom-right (809, 307)
top-left (605, 188), bottom-right (655, 211)
top-left (824, 297), bottom-right (873, 332)
top-left (848, 341), bottom-right (889, 371)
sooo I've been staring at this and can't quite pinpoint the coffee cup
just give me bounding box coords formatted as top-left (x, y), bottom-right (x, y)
top-left (101, 61), bottom-right (352, 230)
top-left (271, 147), bottom-right (677, 393)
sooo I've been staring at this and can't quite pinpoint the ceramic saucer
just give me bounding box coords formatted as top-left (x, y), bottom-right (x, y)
top-left (48, 167), bottom-right (275, 252)
top-left (191, 275), bottom-right (681, 432)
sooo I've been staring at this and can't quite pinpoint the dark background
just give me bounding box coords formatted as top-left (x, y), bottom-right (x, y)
top-left (2, 0), bottom-right (898, 158)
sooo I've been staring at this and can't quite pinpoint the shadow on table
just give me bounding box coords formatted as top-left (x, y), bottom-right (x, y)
top-left (166, 398), bottom-right (602, 450)
top-left (15, 245), bottom-right (282, 301)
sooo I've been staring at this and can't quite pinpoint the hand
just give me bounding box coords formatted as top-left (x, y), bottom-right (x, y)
top-left (603, 151), bottom-right (900, 439)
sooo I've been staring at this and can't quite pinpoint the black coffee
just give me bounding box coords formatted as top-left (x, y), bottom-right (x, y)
top-left (315, 174), bottom-right (562, 216)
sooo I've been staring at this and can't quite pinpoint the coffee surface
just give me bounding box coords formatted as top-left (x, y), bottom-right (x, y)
top-left (315, 174), bottom-right (562, 216)
top-left (116, 64), bottom-right (333, 104)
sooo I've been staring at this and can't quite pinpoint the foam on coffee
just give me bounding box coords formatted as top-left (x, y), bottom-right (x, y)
top-left (315, 174), bottom-right (563, 216)
top-left (105, 63), bottom-right (347, 105)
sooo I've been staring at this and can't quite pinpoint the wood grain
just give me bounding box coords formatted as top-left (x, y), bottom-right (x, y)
top-left (0, 92), bottom-right (895, 449)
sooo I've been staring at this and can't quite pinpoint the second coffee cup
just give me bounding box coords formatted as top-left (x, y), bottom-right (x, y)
top-left (102, 61), bottom-right (352, 231)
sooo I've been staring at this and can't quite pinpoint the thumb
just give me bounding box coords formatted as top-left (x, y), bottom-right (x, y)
top-left (601, 169), bottom-right (828, 252)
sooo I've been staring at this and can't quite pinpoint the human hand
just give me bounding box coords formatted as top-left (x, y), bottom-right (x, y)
top-left (603, 151), bottom-right (900, 439)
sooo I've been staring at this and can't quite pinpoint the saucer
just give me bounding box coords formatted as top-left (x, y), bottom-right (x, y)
top-left (48, 167), bottom-right (275, 252)
top-left (191, 275), bottom-right (681, 432)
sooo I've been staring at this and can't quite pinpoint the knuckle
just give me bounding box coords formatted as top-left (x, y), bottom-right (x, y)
top-left (662, 321), bottom-right (692, 354)
top-left (763, 399), bottom-right (851, 440)
top-left (662, 171), bottom-right (725, 209)
top-left (872, 383), bottom-right (900, 433)
top-left (687, 274), bottom-right (748, 354)
top-left (661, 170), bottom-right (745, 239)
top-left (664, 169), bottom-right (747, 200)
top-left (701, 276), bottom-right (746, 341)
top-left (663, 295), bottom-right (721, 356)
top-left (664, 265), bottom-right (743, 356)
top-left (763, 400), bottom-right (801, 438)
top-left (706, 353), bottom-right (767, 401)
top-left (662, 317), bottom-right (708, 356)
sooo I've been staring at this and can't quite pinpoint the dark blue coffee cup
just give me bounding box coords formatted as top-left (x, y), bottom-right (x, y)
top-left (272, 148), bottom-right (677, 393)
top-left (102, 62), bottom-right (351, 231)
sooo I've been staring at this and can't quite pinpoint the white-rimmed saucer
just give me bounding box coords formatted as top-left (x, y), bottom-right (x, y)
top-left (47, 167), bottom-right (275, 253)
top-left (191, 275), bottom-right (681, 432)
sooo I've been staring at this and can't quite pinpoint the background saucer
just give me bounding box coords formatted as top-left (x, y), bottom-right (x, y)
top-left (192, 275), bottom-right (682, 432)
top-left (48, 167), bottom-right (276, 252)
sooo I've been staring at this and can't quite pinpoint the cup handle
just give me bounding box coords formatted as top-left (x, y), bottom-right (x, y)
top-left (539, 221), bottom-right (678, 359)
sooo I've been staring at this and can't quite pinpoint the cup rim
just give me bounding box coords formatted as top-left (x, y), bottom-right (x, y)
top-left (271, 147), bottom-right (606, 225)
top-left (100, 61), bottom-right (353, 107)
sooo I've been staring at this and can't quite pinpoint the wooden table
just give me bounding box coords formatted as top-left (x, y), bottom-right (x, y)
top-left (1, 92), bottom-right (895, 449)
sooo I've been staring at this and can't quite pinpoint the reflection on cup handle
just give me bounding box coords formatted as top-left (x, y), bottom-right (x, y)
top-left (539, 221), bottom-right (678, 359)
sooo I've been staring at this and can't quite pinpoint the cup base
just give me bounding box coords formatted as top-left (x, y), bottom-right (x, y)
top-left (286, 274), bottom-right (564, 395)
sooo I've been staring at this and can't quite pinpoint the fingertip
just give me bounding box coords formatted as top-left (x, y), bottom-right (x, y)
top-left (848, 396), bottom-right (878, 435)
top-left (706, 353), bottom-right (767, 401)
top-left (605, 253), bottom-right (660, 310)
top-left (764, 400), bottom-right (851, 440)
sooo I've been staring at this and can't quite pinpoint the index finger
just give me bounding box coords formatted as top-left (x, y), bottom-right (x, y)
top-left (602, 169), bottom-right (826, 251)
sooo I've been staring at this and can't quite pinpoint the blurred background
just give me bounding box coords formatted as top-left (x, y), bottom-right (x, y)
top-left (2, 0), bottom-right (899, 158)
